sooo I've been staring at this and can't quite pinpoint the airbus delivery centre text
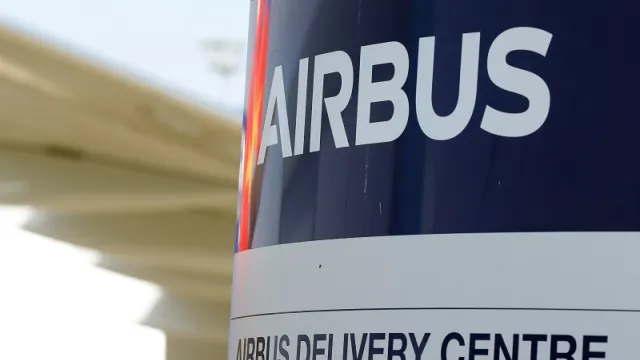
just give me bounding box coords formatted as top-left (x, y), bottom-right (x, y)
top-left (235, 332), bottom-right (608, 360)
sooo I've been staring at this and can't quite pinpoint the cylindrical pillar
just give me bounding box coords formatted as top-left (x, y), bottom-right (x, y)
top-left (232, 0), bottom-right (640, 358)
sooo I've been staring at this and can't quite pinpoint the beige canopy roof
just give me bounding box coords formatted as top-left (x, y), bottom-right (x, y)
top-left (0, 23), bottom-right (241, 360)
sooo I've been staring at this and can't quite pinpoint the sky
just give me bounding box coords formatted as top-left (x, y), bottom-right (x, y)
top-left (0, 0), bottom-right (250, 113)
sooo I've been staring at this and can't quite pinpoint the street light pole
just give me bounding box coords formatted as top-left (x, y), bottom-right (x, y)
top-left (201, 39), bottom-right (245, 104)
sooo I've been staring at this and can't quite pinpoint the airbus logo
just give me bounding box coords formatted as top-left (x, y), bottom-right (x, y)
top-left (258, 26), bottom-right (553, 165)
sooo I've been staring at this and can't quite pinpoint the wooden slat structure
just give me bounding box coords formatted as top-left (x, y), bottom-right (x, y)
top-left (0, 23), bottom-right (240, 360)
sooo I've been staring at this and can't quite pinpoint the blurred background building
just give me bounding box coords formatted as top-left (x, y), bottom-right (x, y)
top-left (0, 1), bottom-right (248, 359)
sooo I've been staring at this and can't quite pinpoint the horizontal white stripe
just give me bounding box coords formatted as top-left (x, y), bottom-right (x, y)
top-left (231, 232), bottom-right (640, 317)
